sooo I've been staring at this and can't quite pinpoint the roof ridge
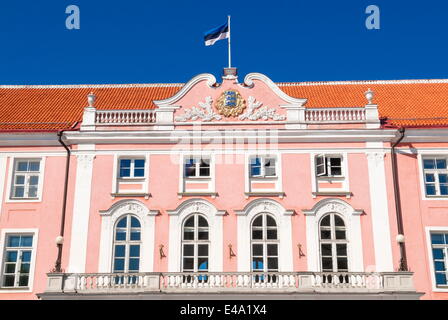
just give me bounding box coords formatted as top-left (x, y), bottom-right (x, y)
top-left (277, 79), bottom-right (448, 86)
top-left (0, 83), bottom-right (185, 89)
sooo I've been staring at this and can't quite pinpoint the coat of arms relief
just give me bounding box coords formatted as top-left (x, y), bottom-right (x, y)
top-left (174, 89), bottom-right (286, 122)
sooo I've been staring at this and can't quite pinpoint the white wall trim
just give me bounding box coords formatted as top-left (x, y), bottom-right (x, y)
top-left (67, 154), bottom-right (95, 273)
top-left (366, 151), bottom-right (394, 271)
top-left (0, 228), bottom-right (39, 293)
top-left (302, 198), bottom-right (364, 272)
top-left (98, 199), bottom-right (158, 273)
top-left (167, 199), bottom-right (224, 272)
top-left (235, 198), bottom-right (294, 272)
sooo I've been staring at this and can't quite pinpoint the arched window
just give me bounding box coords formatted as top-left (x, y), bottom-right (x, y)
top-left (182, 214), bottom-right (209, 273)
top-left (113, 215), bottom-right (141, 274)
top-left (319, 213), bottom-right (348, 272)
top-left (251, 213), bottom-right (278, 273)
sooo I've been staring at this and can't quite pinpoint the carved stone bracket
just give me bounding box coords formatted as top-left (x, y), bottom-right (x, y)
top-left (238, 96), bottom-right (286, 121)
top-left (175, 97), bottom-right (222, 122)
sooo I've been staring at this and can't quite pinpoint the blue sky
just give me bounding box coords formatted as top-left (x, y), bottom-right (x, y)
top-left (0, 0), bottom-right (447, 84)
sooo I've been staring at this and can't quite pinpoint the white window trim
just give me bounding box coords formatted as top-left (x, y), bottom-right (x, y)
top-left (112, 154), bottom-right (150, 195)
top-left (245, 153), bottom-right (283, 193)
top-left (418, 154), bottom-right (448, 200)
top-left (179, 154), bottom-right (215, 194)
top-left (181, 214), bottom-right (210, 273)
top-left (0, 229), bottom-right (39, 293)
top-left (5, 157), bottom-right (46, 203)
top-left (98, 200), bottom-right (158, 273)
top-left (168, 199), bottom-right (225, 272)
top-left (235, 199), bottom-right (294, 272)
top-left (425, 226), bottom-right (448, 292)
top-left (303, 198), bottom-right (364, 272)
top-left (310, 153), bottom-right (349, 194)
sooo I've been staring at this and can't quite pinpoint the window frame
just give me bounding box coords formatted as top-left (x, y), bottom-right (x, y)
top-left (0, 229), bottom-right (38, 292)
top-left (184, 156), bottom-right (211, 179)
top-left (421, 156), bottom-right (448, 198)
top-left (428, 230), bottom-right (448, 289)
top-left (118, 158), bottom-right (146, 180)
top-left (250, 213), bottom-right (279, 273)
top-left (316, 154), bottom-right (344, 178)
top-left (181, 214), bottom-right (210, 273)
top-left (249, 156), bottom-right (277, 178)
top-left (8, 158), bottom-right (44, 202)
top-left (112, 215), bottom-right (142, 274)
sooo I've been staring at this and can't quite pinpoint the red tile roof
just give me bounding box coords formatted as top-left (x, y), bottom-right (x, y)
top-left (1, 79), bottom-right (448, 130)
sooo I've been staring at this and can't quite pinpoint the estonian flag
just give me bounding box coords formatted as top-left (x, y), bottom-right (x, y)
top-left (204, 22), bottom-right (229, 46)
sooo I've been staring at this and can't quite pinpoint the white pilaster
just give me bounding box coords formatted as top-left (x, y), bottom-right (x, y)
top-left (67, 154), bottom-right (95, 273)
top-left (366, 151), bottom-right (394, 271)
top-left (0, 156), bottom-right (7, 214)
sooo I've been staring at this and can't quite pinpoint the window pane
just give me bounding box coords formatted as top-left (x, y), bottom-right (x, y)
top-left (5, 264), bottom-right (16, 273)
top-left (28, 186), bottom-right (38, 198)
top-left (320, 230), bottom-right (331, 240)
top-left (183, 258), bottom-right (194, 270)
top-left (14, 187), bottom-right (24, 198)
top-left (251, 166), bottom-right (261, 177)
top-left (198, 216), bottom-right (208, 227)
top-left (252, 258), bottom-right (264, 271)
top-left (130, 231), bottom-right (141, 241)
top-left (331, 167), bottom-right (342, 176)
top-left (15, 175), bottom-right (25, 185)
top-left (128, 258), bottom-right (139, 271)
top-left (117, 217), bottom-right (127, 228)
top-left (183, 230), bottom-right (194, 240)
top-left (424, 159), bottom-right (436, 169)
top-left (436, 159), bottom-right (447, 169)
top-left (440, 185), bottom-right (448, 195)
top-left (321, 244), bottom-right (332, 256)
top-left (266, 229), bottom-right (277, 240)
top-left (253, 216), bottom-right (262, 226)
top-left (119, 168), bottom-right (131, 178)
top-left (334, 215), bottom-right (345, 227)
top-left (114, 259), bottom-right (125, 272)
top-left (21, 236), bottom-right (33, 247)
top-left (199, 167), bottom-right (210, 177)
top-left (337, 258), bottom-right (348, 271)
top-left (6, 251), bottom-right (17, 262)
top-left (435, 261), bottom-right (446, 272)
top-left (198, 244), bottom-right (208, 256)
top-left (17, 162), bottom-right (28, 172)
top-left (322, 257), bottom-right (333, 271)
top-left (197, 258), bottom-right (208, 271)
top-left (134, 169), bottom-right (145, 177)
top-left (252, 244), bottom-right (263, 256)
top-left (20, 263), bottom-right (30, 273)
top-left (267, 258), bottom-right (278, 270)
top-left (185, 166), bottom-right (196, 177)
top-left (426, 184), bottom-right (436, 196)
top-left (439, 174), bottom-right (448, 184)
top-left (425, 174), bottom-right (435, 183)
top-left (198, 231), bottom-right (208, 240)
top-left (134, 159), bottom-right (145, 168)
top-left (336, 244), bottom-right (347, 256)
top-left (129, 245), bottom-right (140, 257)
top-left (130, 217), bottom-right (140, 228)
top-left (335, 230), bottom-right (346, 240)
top-left (114, 245), bottom-right (125, 258)
top-left (267, 244), bottom-right (278, 256)
top-left (330, 157), bottom-right (341, 167)
top-left (28, 162), bottom-right (40, 172)
top-left (115, 231), bottom-right (126, 241)
top-left (431, 233), bottom-right (445, 244)
top-left (21, 251), bottom-right (31, 262)
top-left (252, 229), bottom-right (263, 240)
top-left (433, 248), bottom-right (444, 259)
top-left (266, 216), bottom-right (276, 227)
top-left (120, 159), bottom-right (131, 168)
top-left (185, 217), bottom-right (194, 227)
top-left (8, 237), bottom-right (21, 247)
top-left (321, 215), bottom-right (330, 226)
top-left (3, 275), bottom-right (15, 287)
top-left (183, 244), bottom-right (194, 256)
top-left (435, 273), bottom-right (447, 285)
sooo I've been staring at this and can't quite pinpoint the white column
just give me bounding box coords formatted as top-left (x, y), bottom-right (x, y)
top-left (366, 152), bottom-right (394, 271)
top-left (67, 154), bottom-right (95, 273)
top-left (0, 156), bottom-right (7, 213)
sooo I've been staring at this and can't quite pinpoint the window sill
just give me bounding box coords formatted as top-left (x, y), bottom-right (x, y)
top-left (177, 192), bottom-right (218, 199)
top-left (111, 193), bottom-right (150, 199)
top-left (312, 191), bottom-right (352, 198)
top-left (0, 287), bottom-right (31, 293)
top-left (6, 198), bottom-right (41, 203)
top-left (245, 192), bottom-right (285, 199)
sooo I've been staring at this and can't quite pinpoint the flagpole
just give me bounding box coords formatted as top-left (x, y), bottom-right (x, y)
top-left (228, 15), bottom-right (231, 68)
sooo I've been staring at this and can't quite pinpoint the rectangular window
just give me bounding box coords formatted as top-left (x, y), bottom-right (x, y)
top-left (11, 159), bottom-right (41, 199)
top-left (119, 159), bottom-right (145, 179)
top-left (316, 155), bottom-right (343, 177)
top-left (2, 235), bottom-right (34, 288)
top-left (430, 232), bottom-right (448, 287)
top-left (250, 156), bottom-right (276, 178)
top-left (184, 157), bottom-right (210, 178)
top-left (423, 157), bottom-right (448, 196)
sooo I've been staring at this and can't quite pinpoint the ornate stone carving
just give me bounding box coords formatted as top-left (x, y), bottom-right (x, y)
top-left (100, 200), bottom-right (153, 217)
top-left (238, 96), bottom-right (286, 121)
top-left (175, 97), bottom-right (222, 122)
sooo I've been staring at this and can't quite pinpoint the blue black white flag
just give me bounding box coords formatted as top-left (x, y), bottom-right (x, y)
top-left (204, 22), bottom-right (229, 46)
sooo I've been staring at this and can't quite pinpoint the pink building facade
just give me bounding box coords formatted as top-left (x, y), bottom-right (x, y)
top-left (0, 69), bottom-right (447, 299)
